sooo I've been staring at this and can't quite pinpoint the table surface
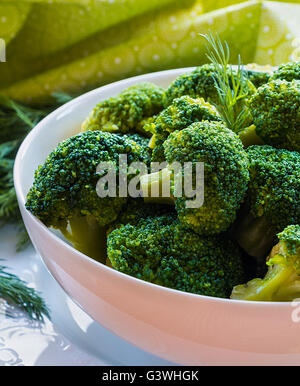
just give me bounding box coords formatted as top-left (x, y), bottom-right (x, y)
top-left (0, 225), bottom-right (174, 366)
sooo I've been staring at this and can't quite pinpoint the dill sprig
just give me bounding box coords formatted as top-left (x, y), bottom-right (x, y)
top-left (0, 95), bottom-right (47, 144)
top-left (0, 263), bottom-right (50, 322)
top-left (201, 32), bottom-right (252, 133)
top-left (0, 141), bottom-right (19, 220)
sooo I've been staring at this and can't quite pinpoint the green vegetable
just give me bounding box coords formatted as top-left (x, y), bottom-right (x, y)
top-left (109, 197), bottom-right (175, 229)
top-left (232, 145), bottom-right (300, 260)
top-left (141, 120), bottom-right (250, 235)
top-left (245, 79), bottom-right (300, 151)
top-left (149, 95), bottom-right (221, 162)
top-left (271, 61), bottom-right (300, 82)
top-left (122, 133), bottom-right (152, 166)
top-left (81, 83), bottom-right (166, 134)
top-left (165, 34), bottom-right (255, 134)
top-left (136, 115), bottom-right (157, 138)
top-left (0, 263), bottom-right (50, 322)
top-left (25, 130), bottom-right (149, 262)
top-left (231, 225), bottom-right (300, 302)
top-left (201, 33), bottom-right (255, 134)
top-left (165, 64), bottom-right (221, 106)
top-left (107, 214), bottom-right (245, 298)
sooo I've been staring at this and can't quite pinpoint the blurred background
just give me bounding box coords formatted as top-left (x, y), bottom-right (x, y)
top-left (0, 0), bottom-right (300, 105)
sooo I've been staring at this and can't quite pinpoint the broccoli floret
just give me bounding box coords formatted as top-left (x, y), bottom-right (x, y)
top-left (232, 145), bottom-right (300, 260)
top-left (148, 95), bottom-right (221, 162)
top-left (136, 115), bottom-right (157, 138)
top-left (165, 64), bottom-right (254, 107)
top-left (81, 83), bottom-right (166, 134)
top-left (242, 63), bottom-right (273, 88)
top-left (141, 121), bottom-right (250, 235)
top-left (165, 64), bottom-right (219, 106)
top-left (26, 131), bottom-right (148, 262)
top-left (271, 61), bottom-right (300, 82)
top-left (231, 225), bottom-right (300, 301)
top-left (244, 79), bottom-right (300, 151)
top-left (107, 214), bottom-right (245, 298)
top-left (107, 197), bottom-right (175, 233)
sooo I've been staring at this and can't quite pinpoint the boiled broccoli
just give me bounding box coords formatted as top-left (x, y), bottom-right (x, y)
top-left (242, 63), bottom-right (273, 88)
top-left (240, 79), bottom-right (300, 151)
top-left (271, 61), bottom-right (300, 82)
top-left (107, 214), bottom-right (245, 298)
top-left (81, 82), bottom-right (166, 134)
top-left (165, 64), bottom-right (255, 107)
top-left (148, 95), bottom-right (221, 162)
top-left (136, 115), bottom-right (157, 137)
top-left (231, 225), bottom-right (300, 301)
top-left (232, 145), bottom-right (300, 260)
top-left (122, 133), bottom-right (152, 165)
top-left (140, 121), bottom-right (250, 235)
top-left (25, 131), bottom-right (148, 262)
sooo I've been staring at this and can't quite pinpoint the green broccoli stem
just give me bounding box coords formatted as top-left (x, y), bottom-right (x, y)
top-left (231, 208), bottom-right (278, 260)
top-left (140, 168), bottom-right (175, 205)
top-left (148, 134), bottom-right (156, 149)
top-left (60, 215), bottom-right (107, 264)
top-left (238, 124), bottom-right (265, 148)
top-left (231, 259), bottom-right (294, 301)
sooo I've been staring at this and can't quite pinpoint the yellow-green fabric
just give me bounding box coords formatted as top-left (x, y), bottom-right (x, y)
top-left (0, 0), bottom-right (299, 104)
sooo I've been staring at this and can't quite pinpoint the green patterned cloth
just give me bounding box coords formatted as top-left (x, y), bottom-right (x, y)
top-left (0, 0), bottom-right (299, 104)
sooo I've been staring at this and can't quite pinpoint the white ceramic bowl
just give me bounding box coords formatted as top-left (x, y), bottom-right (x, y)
top-left (14, 68), bottom-right (300, 366)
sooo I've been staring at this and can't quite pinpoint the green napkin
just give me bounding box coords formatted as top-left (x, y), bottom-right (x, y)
top-left (0, 0), bottom-right (181, 87)
top-left (0, 0), bottom-right (299, 105)
top-left (0, 2), bottom-right (31, 44)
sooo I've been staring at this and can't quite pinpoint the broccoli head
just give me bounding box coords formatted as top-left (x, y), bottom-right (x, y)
top-left (271, 61), bottom-right (300, 82)
top-left (26, 131), bottom-right (148, 261)
top-left (165, 64), bottom-right (254, 107)
top-left (148, 95), bottom-right (221, 162)
top-left (165, 64), bottom-right (219, 106)
top-left (231, 225), bottom-right (300, 301)
top-left (141, 121), bottom-right (250, 235)
top-left (81, 82), bottom-right (166, 134)
top-left (122, 133), bottom-right (152, 165)
top-left (232, 145), bottom-right (300, 260)
top-left (107, 214), bottom-right (245, 298)
top-left (246, 79), bottom-right (300, 151)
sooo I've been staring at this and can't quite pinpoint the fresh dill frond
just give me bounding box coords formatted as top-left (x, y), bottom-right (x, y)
top-left (201, 32), bottom-right (252, 133)
top-left (51, 91), bottom-right (73, 105)
top-left (0, 93), bottom-right (73, 250)
top-left (0, 96), bottom-right (47, 143)
top-left (0, 140), bottom-right (21, 224)
top-left (0, 263), bottom-right (50, 322)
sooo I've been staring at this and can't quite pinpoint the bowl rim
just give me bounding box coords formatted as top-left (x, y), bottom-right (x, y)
top-left (14, 67), bottom-right (294, 308)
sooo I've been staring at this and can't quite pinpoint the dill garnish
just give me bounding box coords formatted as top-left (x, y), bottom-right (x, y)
top-left (201, 32), bottom-right (252, 133)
